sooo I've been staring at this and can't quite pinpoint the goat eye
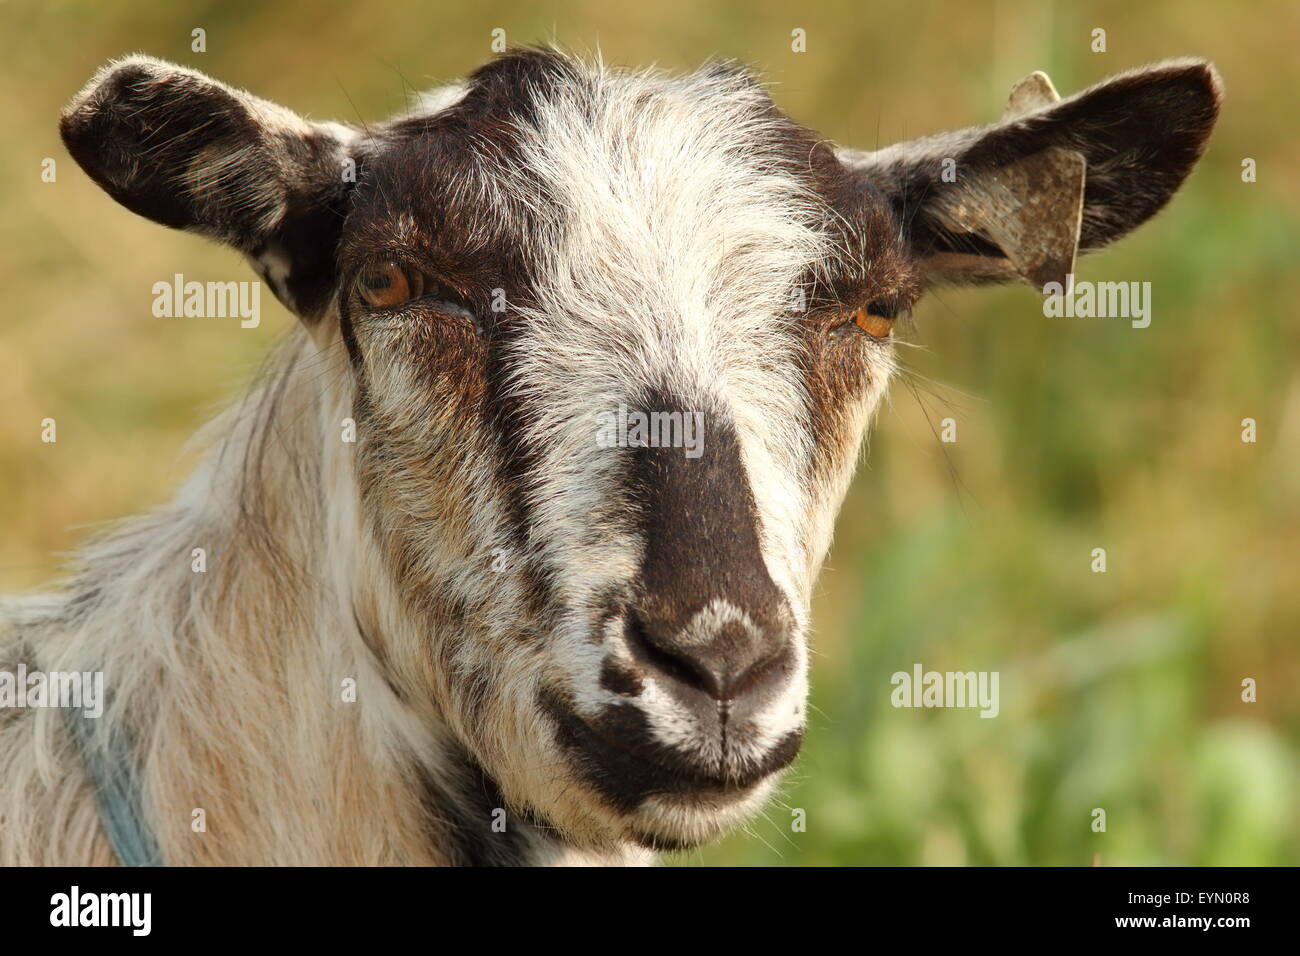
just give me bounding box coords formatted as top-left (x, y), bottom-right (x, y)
top-left (853, 302), bottom-right (896, 339)
top-left (357, 262), bottom-right (420, 309)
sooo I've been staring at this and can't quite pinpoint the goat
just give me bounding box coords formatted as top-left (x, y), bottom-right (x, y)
top-left (0, 48), bottom-right (1220, 865)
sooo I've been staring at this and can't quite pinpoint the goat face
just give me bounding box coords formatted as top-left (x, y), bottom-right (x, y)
top-left (61, 49), bottom-right (1219, 852)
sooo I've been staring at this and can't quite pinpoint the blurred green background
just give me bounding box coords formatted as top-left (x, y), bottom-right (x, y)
top-left (1, 0), bottom-right (1296, 865)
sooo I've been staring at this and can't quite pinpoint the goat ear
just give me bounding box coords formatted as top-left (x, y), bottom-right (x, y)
top-left (843, 59), bottom-right (1222, 289)
top-left (60, 56), bottom-right (360, 319)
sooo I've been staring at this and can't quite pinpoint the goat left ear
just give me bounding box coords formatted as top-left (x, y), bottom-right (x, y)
top-left (60, 56), bottom-right (362, 319)
top-left (842, 59), bottom-right (1222, 289)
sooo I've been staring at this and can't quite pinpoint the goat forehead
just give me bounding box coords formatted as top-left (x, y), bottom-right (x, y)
top-left (502, 89), bottom-right (825, 420)
top-left (354, 52), bottom-right (842, 310)
top-left (344, 51), bottom-right (904, 437)
top-left (520, 77), bottom-right (833, 311)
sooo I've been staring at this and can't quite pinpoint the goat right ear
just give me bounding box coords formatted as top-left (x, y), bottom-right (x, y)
top-left (60, 56), bottom-right (361, 319)
top-left (842, 59), bottom-right (1222, 289)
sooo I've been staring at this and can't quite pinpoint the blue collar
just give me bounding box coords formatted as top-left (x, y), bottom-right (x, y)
top-left (66, 709), bottom-right (162, 867)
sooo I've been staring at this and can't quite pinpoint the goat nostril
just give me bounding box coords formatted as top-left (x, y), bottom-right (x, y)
top-left (623, 607), bottom-right (790, 703)
top-left (624, 610), bottom-right (723, 699)
top-left (726, 645), bottom-right (789, 700)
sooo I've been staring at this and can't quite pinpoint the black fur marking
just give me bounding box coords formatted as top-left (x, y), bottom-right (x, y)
top-left (599, 656), bottom-right (644, 697)
top-left (622, 390), bottom-right (790, 697)
top-left (417, 740), bottom-right (560, 867)
top-left (339, 50), bottom-right (579, 616)
top-left (542, 689), bottom-right (801, 815)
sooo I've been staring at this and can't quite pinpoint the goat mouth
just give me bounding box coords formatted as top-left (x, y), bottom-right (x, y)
top-left (541, 691), bottom-right (802, 815)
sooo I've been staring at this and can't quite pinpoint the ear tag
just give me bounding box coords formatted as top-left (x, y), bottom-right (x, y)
top-left (1002, 70), bottom-right (1061, 120)
top-left (926, 70), bottom-right (1085, 290)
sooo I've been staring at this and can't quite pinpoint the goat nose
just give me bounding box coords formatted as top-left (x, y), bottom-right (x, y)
top-left (624, 604), bottom-right (791, 703)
